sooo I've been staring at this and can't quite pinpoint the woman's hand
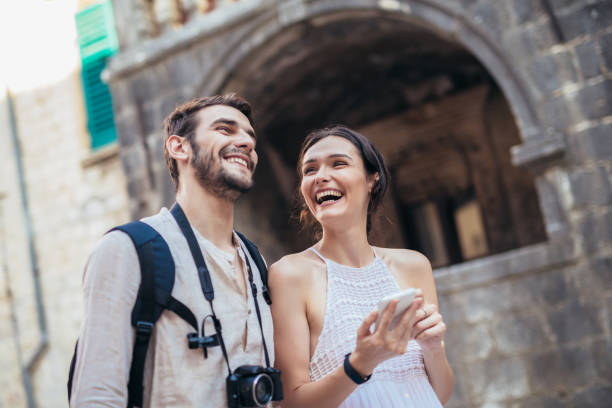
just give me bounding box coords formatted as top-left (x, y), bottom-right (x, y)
top-left (411, 303), bottom-right (447, 355)
top-left (349, 290), bottom-right (424, 376)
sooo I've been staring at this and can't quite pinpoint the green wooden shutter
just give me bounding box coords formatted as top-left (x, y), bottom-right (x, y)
top-left (75, 0), bottom-right (119, 149)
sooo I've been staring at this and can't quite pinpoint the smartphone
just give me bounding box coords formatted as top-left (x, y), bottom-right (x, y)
top-left (375, 288), bottom-right (417, 330)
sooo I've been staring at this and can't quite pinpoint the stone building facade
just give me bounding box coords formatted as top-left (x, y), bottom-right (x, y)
top-left (0, 0), bottom-right (610, 407)
top-left (104, 0), bottom-right (612, 407)
top-left (0, 27), bottom-right (130, 408)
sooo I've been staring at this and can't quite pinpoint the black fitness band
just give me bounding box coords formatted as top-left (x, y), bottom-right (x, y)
top-left (343, 353), bottom-right (372, 384)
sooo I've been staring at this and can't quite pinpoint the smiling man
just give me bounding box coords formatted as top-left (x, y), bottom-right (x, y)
top-left (69, 95), bottom-right (278, 408)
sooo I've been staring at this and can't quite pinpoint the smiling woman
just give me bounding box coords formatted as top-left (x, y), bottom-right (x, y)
top-left (268, 126), bottom-right (454, 408)
top-left (297, 127), bottom-right (389, 239)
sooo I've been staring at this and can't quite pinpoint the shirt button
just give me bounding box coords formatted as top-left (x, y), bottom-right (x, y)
top-left (248, 309), bottom-right (252, 315)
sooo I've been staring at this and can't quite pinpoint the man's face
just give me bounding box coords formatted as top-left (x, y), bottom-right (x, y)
top-left (189, 105), bottom-right (258, 200)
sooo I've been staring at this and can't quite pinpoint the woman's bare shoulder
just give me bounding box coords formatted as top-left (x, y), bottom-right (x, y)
top-left (374, 247), bottom-right (432, 275)
top-left (269, 248), bottom-right (324, 287)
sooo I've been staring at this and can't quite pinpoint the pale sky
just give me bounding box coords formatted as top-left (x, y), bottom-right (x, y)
top-left (0, 0), bottom-right (80, 93)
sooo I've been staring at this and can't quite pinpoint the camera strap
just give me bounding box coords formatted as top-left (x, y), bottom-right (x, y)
top-left (242, 250), bottom-right (272, 368)
top-left (171, 204), bottom-right (232, 375)
top-left (170, 203), bottom-right (272, 372)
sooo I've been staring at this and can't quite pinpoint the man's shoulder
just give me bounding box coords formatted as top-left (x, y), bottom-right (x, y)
top-left (89, 208), bottom-right (175, 259)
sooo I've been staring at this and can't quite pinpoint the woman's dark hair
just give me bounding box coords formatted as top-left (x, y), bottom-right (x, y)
top-left (295, 125), bottom-right (391, 235)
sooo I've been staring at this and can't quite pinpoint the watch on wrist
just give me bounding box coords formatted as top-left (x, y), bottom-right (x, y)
top-left (343, 353), bottom-right (372, 384)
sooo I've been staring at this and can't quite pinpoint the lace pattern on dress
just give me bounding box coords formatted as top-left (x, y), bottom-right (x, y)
top-left (308, 248), bottom-right (427, 383)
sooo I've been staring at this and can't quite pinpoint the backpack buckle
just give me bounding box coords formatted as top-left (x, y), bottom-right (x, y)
top-left (135, 321), bottom-right (154, 341)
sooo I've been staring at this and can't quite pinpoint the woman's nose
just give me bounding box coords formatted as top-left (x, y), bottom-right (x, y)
top-left (314, 168), bottom-right (330, 184)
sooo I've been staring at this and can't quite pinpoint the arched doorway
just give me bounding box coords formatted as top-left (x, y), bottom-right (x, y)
top-left (218, 8), bottom-right (547, 265)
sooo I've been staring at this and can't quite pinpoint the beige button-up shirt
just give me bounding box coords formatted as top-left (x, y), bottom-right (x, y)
top-left (70, 208), bottom-right (274, 407)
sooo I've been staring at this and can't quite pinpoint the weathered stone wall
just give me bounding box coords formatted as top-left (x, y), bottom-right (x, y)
top-left (101, 0), bottom-right (611, 406)
top-left (0, 70), bottom-right (130, 407)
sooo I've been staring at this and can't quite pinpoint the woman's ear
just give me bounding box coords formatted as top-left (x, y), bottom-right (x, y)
top-left (368, 173), bottom-right (380, 193)
top-left (167, 134), bottom-right (189, 162)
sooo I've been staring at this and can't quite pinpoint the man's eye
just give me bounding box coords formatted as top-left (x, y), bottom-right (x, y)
top-left (217, 126), bottom-right (231, 133)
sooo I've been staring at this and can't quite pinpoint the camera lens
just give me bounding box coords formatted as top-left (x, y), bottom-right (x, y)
top-left (239, 373), bottom-right (273, 406)
top-left (253, 374), bottom-right (273, 405)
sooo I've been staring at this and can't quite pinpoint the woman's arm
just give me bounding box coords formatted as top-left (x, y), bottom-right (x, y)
top-left (269, 256), bottom-right (359, 408)
top-left (269, 255), bottom-right (424, 408)
top-left (395, 250), bottom-right (454, 404)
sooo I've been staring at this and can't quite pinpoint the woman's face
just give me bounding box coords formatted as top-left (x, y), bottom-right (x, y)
top-left (300, 136), bottom-right (375, 230)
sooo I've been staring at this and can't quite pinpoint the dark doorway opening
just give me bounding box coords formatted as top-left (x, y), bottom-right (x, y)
top-left (223, 10), bottom-right (547, 265)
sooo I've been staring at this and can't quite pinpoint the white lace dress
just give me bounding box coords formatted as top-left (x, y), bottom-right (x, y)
top-left (308, 248), bottom-right (443, 408)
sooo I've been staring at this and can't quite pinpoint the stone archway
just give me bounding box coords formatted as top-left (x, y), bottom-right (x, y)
top-left (200, 0), bottom-right (553, 150)
top-left (211, 4), bottom-right (549, 265)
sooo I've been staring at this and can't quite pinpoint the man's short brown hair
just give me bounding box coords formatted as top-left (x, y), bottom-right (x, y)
top-left (162, 94), bottom-right (253, 190)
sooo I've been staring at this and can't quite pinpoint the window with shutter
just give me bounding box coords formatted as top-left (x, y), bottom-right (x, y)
top-left (75, 0), bottom-right (119, 150)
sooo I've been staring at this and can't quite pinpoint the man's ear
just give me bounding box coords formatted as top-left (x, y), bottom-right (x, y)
top-left (167, 134), bottom-right (189, 162)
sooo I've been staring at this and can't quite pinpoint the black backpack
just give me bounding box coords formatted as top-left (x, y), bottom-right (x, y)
top-left (67, 220), bottom-right (271, 407)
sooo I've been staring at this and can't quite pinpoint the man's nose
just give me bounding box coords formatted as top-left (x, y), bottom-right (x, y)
top-left (234, 130), bottom-right (255, 152)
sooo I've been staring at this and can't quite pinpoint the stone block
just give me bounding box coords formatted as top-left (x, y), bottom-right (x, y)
top-left (548, 298), bottom-right (605, 343)
top-left (579, 211), bottom-right (612, 254)
top-left (574, 78), bottom-right (612, 120)
top-left (512, 267), bottom-right (577, 308)
top-left (586, 256), bottom-right (612, 293)
top-left (538, 94), bottom-right (579, 131)
top-left (571, 385), bottom-right (612, 407)
top-left (528, 345), bottom-right (597, 393)
top-left (569, 122), bottom-right (612, 162)
top-left (445, 322), bottom-right (493, 362)
top-left (467, 357), bottom-right (530, 402)
top-left (569, 166), bottom-right (612, 207)
top-left (128, 69), bottom-right (164, 105)
top-left (121, 146), bottom-right (148, 178)
top-left (514, 394), bottom-right (566, 408)
top-left (599, 32), bottom-right (612, 71)
top-left (511, 0), bottom-right (546, 25)
top-left (158, 93), bottom-right (185, 126)
top-left (471, 1), bottom-right (511, 44)
top-left (166, 50), bottom-right (206, 90)
top-left (575, 40), bottom-right (603, 79)
top-left (109, 80), bottom-right (133, 115)
top-left (445, 363), bottom-right (470, 407)
top-left (556, 2), bottom-right (612, 41)
top-left (126, 176), bottom-right (149, 199)
top-left (590, 338), bottom-right (612, 381)
top-left (493, 313), bottom-right (553, 355)
top-left (534, 174), bottom-right (569, 237)
top-left (115, 115), bottom-right (142, 148)
top-left (461, 281), bottom-right (515, 324)
top-left (503, 23), bottom-right (557, 57)
top-left (526, 52), bottom-right (579, 94)
top-left (438, 293), bottom-right (466, 326)
top-left (140, 100), bottom-right (160, 137)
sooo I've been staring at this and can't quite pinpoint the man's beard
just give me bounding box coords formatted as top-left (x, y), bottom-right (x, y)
top-left (191, 142), bottom-right (254, 201)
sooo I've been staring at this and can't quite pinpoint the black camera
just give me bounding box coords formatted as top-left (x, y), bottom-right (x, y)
top-left (226, 365), bottom-right (283, 407)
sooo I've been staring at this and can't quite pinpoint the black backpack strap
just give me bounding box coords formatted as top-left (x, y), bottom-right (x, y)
top-left (67, 341), bottom-right (78, 401)
top-left (112, 222), bottom-right (200, 407)
top-left (112, 222), bottom-right (166, 408)
top-left (235, 231), bottom-right (272, 305)
top-left (68, 221), bottom-right (199, 408)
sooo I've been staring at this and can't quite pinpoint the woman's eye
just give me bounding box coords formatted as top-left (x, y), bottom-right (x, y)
top-left (303, 167), bottom-right (316, 175)
top-left (333, 161), bottom-right (347, 167)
